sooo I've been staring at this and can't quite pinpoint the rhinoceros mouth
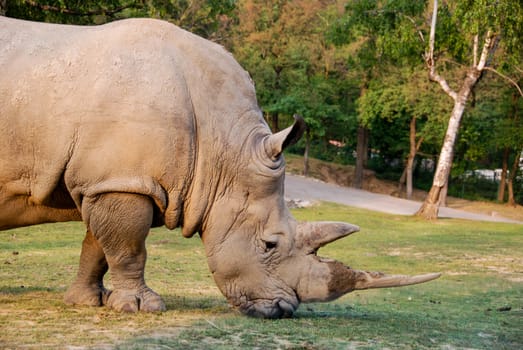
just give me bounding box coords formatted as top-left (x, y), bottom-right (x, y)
top-left (238, 297), bottom-right (297, 319)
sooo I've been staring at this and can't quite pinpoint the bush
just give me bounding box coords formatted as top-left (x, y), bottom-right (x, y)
top-left (448, 175), bottom-right (499, 201)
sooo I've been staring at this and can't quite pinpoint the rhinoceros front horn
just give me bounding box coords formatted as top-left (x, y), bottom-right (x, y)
top-left (323, 264), bottom-right (442, 301)
top-left (294, 221), bottom-right (442, 303)
top-left (264, 114), bottom-right (306, 160)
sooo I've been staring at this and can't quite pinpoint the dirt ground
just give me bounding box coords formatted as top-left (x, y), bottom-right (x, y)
top-left (285, 155), bottom-right (523, 222)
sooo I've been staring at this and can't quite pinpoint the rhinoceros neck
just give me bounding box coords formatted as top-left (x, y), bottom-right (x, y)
top-left (159, 23), bottom-right (270, 238)
top-left (180, 110), bottom-right (269, 238)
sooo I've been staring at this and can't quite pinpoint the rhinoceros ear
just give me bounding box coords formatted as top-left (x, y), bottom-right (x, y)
top-left (265, 114), bottom-right (306, 159)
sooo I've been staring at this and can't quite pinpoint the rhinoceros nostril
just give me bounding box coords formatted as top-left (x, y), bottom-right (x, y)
top-left (277, 299), bottom-right (295, 318)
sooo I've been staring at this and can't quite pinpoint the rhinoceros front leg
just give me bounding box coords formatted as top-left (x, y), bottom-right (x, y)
top-left (64, 229), bottom-right (109, 306)
top-left (80, 192), bottom-right (166, 313)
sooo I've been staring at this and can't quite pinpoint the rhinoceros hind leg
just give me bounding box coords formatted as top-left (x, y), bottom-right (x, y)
top-left (64, 229), bottom-right (109, 306)
top-left (82, 192), bottom-right (166, 313)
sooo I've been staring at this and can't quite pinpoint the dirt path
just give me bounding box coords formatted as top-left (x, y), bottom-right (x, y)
top-left (285, 174), bottom-right (523, 224)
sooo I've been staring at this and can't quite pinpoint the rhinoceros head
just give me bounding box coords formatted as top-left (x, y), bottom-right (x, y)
top-left (199, 115), bottom-right (440, 318)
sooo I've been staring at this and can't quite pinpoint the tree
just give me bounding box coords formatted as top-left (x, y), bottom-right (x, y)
top-left (450, 71), bottom-right (522, 204)
top-left (330, 0), bottom-right (428, 189)
top-left (496, 90), bottom-right (523, 205)
top-left (4, 0), bottom-right (236, 41)
top-left (417, 0), bottom-right (523, 219)
top-left (358, 68), bottom-right (449, 199)
top-left (232, 0), bottom-right (299, 132)
top-left (233, 0), bottom-right (357, 174)
top-left (5, 0), bottom-right (140, 24)
top-left (507, 147), bottom-right (522, 206)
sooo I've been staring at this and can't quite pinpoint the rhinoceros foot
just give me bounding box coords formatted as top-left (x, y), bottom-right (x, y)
top-left (105, 287), bottom-right (166, 313)
top-left (64, 283), bottom-right (109, 307)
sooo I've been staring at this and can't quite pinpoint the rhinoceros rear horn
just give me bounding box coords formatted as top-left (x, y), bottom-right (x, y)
top-left (265, 114), bottom-right (306, 159)
top-left (296, 221), bottom-right (360, 251)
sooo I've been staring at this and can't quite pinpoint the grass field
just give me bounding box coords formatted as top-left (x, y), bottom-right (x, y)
top-left (1, 202), bottom-right (522, 349)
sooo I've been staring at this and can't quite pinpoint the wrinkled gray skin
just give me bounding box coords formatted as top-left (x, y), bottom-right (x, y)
top-left (0, 17), bottom-right (440, 318)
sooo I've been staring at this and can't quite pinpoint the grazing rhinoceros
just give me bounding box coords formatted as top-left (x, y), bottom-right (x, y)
top-left (0, 16), bottom-right (440, 318)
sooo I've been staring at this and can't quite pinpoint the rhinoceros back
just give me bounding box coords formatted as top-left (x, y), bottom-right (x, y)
top-left (0, 17), bottom-right (236, 229)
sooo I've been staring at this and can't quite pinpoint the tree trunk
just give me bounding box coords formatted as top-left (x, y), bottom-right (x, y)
top-left (303, 129), bottom-right (310, 177)
top-left (0, 0), bottom-right (6, 15)
top-left (439, 181), bottom-right (448, 207)
top-left (497, 147), bottom-right (509, 202)
top-left (353, 126), bottom-right (369, 189)
top-left (268, 113), bottom-right (279, 133)
top-left (417, 0), bottom-right (496, 219)
top-left (405, 117), bottom-right (418, 199)
top-left (398, 167), bottom-right (406, 195)
top-left (507, 147), bottom-right (521, 207)
top-left (416, 91), bottom-right (471, 218)
top-left (399, 118), bottom-right (424, 199)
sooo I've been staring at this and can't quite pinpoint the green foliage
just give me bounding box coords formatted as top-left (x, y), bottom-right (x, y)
top-left (232, 0), bottom-right (358, 144)
top-left (452, 72), bottom-right (523, 183)
top-left (427, 0), bottom-right (523, 68)
top-left (453, 0), bottom-right (523, 56)
top-left (5, 0), bottom-right (236, 39)
top-left (330, 0), bottom-right (427, 67)
top-left (448, 174), bottom-right (499, 201)
top-left (357, 68), bottom-right (450, 163)
top-left (338, 0), bottom-right (523, 203)
top-left (6, 0), bottom-right (131, 24)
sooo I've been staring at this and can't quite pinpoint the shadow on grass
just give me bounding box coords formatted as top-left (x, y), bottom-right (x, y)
top-left (111, 307), bottom-right (448, 350)
top-left (114, 303), bottom-right (522, 350)
top-left (163, 294), bottom-right (231, 314)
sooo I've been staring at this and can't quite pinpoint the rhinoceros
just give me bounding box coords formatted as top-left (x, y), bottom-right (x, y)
top-left (0, 16), bottom-right (440, 318)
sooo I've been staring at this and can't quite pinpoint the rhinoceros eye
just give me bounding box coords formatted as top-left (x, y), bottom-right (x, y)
top-left (264, 241), bottom-right (278, 251)
top-left (261, 234), bottom-right (282, 255)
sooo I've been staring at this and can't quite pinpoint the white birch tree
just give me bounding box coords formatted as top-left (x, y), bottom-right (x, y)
top-left (417, 0), bottom-right (522, 219)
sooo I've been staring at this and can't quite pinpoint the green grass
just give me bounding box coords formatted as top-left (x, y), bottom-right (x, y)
top-left (1, 203), bottom-right (522, 349)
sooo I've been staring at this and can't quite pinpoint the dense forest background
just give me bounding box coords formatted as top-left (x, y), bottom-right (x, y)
top-left (2, 0), bottom-right (522, 207)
